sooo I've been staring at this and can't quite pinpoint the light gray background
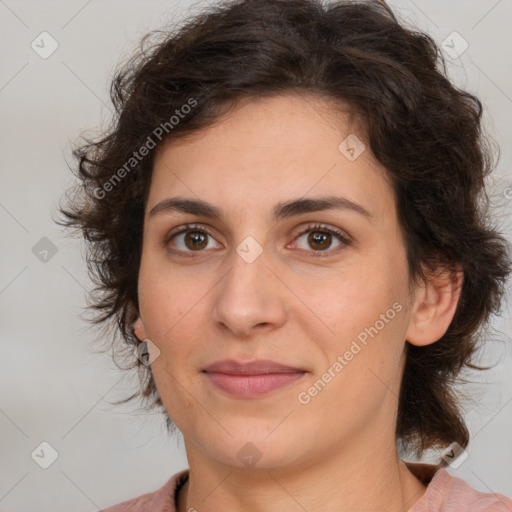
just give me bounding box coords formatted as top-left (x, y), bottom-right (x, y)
top-left (1, 0), bottom-right (511, 510)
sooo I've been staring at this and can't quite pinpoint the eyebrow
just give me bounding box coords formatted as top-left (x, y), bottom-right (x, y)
top-left (148, 195), bottom-right (372, 221)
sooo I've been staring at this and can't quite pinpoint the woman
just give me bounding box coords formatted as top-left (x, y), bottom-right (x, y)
top-left (57, 0), bottom-right (512, 510)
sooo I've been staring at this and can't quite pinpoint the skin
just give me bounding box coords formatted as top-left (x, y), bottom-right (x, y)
top-left (133, 93), bottom-right (463, 512)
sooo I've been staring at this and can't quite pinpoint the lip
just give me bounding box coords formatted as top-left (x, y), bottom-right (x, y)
top-left (203, 359), bottom-right (305, 374)
top-left (202, 359), bottom-right (307, 398)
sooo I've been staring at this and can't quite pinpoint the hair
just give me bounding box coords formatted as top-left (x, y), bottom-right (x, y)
top-left (56, 0), bottom-right (511, 460)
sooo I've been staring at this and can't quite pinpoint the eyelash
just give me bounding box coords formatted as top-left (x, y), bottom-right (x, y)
top-left (164, 222), bottom-right (351, 258)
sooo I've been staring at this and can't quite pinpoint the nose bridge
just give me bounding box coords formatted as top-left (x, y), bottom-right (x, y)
top-left (211, 237), bottom-right (286, 335)
top-left (230, 239), bottom-right (268, 294)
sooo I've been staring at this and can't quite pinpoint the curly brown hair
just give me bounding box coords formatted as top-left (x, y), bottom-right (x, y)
top-left (56, 0), bottom-right (511, 460)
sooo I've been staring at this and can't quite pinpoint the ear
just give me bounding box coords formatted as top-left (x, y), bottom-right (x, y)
top-left (405, 264), bottom-right (463, 346)
top-left (132, 315), bottom-right (148, 342)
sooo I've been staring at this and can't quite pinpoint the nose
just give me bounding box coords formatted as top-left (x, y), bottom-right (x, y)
top-left (211, 244), bottom-right (287, 339)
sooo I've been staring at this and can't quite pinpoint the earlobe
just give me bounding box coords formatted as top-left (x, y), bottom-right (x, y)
top-left (405, 265), bottom-right (463, 347)
top-left (133, 316), bottom-right (147, 341)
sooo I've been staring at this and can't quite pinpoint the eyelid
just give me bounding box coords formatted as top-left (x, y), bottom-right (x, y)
top-left (164, 223), bottom-right (215, 242)
top-left (292, 223), bottom-right (351, 243)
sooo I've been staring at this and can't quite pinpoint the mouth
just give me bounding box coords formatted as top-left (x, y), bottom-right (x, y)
top-left (202, 359), bottom-right (307, 398)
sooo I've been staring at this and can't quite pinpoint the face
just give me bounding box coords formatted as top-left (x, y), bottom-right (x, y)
top-left (135, 93), bottom-right (418, 471)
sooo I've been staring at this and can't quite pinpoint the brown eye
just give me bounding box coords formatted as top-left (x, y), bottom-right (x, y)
top-left (166, 224), bottom-right (222, 254)
top-left (292, 223), bottom-right (351, 256)
top-left (307, 231), bottom-right (332, 251)
top-left (184, 231), bottom-right (208, 250)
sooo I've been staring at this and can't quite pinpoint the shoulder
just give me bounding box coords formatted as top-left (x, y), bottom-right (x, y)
top-left (98, 469), bottom-right (189, 512)
top-left (409, 465), bottom-right (512, 512)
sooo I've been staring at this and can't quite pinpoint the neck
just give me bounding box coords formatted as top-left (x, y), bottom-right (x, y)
top-left (176, 444), bottom-right (427, 512)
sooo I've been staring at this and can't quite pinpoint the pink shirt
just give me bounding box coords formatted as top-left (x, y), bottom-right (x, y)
top-left (99, 462), bottom-right (512, 511)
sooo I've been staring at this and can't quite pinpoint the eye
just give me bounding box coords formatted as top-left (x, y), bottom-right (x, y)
top-left (164, 224), bottom-right (222, 255)
top-left (290, 223), bottom-right (351, 257)
top-left (164, 222), bottom-right (351, 258)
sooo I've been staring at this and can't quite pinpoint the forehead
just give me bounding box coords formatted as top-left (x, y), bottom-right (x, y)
top-left (148, 93), bottom-right (395, 225)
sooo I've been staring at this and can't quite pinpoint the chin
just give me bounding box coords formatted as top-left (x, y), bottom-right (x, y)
top-left (200, 428), bottom-right (305, 471)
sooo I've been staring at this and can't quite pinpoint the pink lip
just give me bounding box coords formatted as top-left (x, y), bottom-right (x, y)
top-left (202, 359), bottom-right (307, 398)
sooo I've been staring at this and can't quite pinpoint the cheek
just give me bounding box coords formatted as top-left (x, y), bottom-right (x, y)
top-left (137, 256), bottom-right (222, 378)
top-left (138, 252), bottom-right (199, 340)
top-left (298, 248), bottom-right (411, 381)
top-left (296, 275), bottom-right (409, 431)
top-left (302, 269), bottom-right (400, 341)
top-left (137, 267), bottom-right (204, 423)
